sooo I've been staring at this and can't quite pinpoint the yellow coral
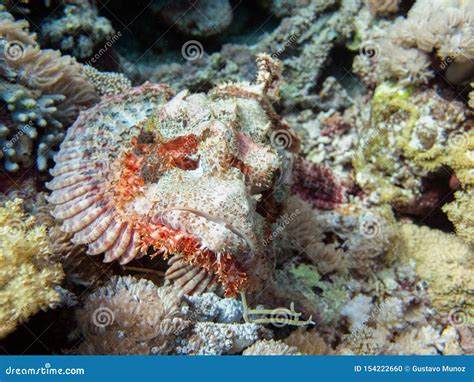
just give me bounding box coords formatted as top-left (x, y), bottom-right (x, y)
top-left (441, 131), bottom-right (474, 245)
top-left (0, 198), bottom-right (64, 338)
top-left (396, 222), bottom-right (473, 319)
top-left (443, 190), bottom-right (474, 246)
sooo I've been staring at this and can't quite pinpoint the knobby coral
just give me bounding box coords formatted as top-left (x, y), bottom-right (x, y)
top-left (82, 65), bottom-right (132, 97)
top-left (0, 198), bottom-right (64, 338)
top-left (47, 55), bottom-right (291, 297)
top-left (0, 7), bottom-right (98, 171)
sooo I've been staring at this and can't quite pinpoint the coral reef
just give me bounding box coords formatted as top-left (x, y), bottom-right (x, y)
top-left (122, 0), bottom-right (362, 112)
top-left (0, 7), bottom-right (98, 171)
top-left (356, 0), bottom-right (474, 85)
top-left (283, 328), bottom-right (334, 354)
top-left (352, 82), bottom-right (471, 210)
top-left (1, 0), bottom-right (471, 357)
top-left (396, 222), bottom-right (473, 318)
top-left (0, 198), bottom-right (64, 338)
top-left (82, 65), bottom-right (132, 97)
top-left (39, 2), bottom-right (115, 59)
top-left (75, 276), bottom-right (266, 355)
top-left (276, 196), bottom-right (397, 275)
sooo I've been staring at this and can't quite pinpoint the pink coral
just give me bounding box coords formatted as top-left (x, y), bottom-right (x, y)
top-left (290, 157), bottom-right (350, 210)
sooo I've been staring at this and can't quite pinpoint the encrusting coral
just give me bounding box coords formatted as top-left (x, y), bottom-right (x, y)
top-left (46, 54), bottom-right (291, 298)
top-left (352, 82), bottom-right (471, 211)
top-left (75, 276), bottom-right (266, 355)
top-left (0, 7), bottom-right (98, 171)
top-left (0, 198), bottom-right (64, 338)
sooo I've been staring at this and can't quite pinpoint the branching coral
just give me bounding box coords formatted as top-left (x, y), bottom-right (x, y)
top-left (75, 276), bottom-right (265, 355)
top-left (0, 7), bottom-right (98, 171)
top-left (0, 198), bottom-right (64, 338)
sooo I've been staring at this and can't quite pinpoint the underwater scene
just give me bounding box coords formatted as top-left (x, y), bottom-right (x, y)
top-left (0, 0), bottom-right (472, 357)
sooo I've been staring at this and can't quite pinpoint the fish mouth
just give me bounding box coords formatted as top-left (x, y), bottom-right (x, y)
top-left (155, 206), bottom-right (257, 257)
top-left (135, 206), bottom-right (251, 297)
